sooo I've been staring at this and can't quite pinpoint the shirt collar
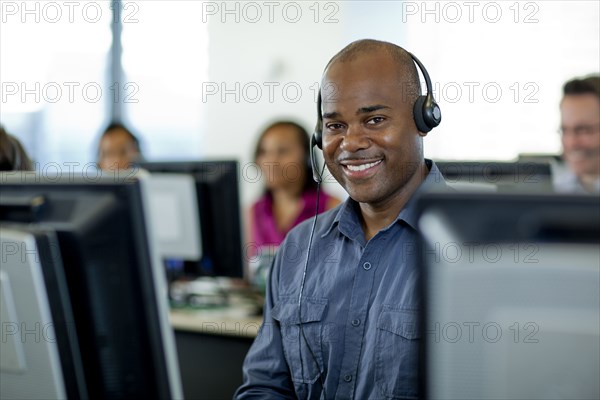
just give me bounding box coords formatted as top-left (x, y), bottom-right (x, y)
top-left (554, 170), bottom-right (600, 194)
top-left (322, 159), bottom-right (449, 239)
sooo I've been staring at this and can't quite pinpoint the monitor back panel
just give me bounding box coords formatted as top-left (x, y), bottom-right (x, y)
top-left (418, 193), bottom-right (600, 399)
top-left (1, 229), bottom-right (67, 399)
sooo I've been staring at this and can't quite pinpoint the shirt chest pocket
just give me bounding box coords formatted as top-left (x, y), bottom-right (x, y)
top-left (375, 307), bottom-right (421, 399)
top-left (271, 297), bottom-right (328, 384)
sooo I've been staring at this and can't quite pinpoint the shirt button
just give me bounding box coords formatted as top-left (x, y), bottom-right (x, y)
top-left (351, 319), bottom-right (361, 327)
top-left (363, 262), bottom-right (372, 270)
top-left (344, 374), bottom-right (352, 382)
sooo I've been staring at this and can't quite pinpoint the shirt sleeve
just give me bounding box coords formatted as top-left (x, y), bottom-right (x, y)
top-left (233, 256), bottom-right (296, 399)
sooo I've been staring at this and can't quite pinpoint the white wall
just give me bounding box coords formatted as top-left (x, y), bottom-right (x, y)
top-left (202, 1), bottom-right (408, 206)
top-left (198, 1), bottom-right (599, 208)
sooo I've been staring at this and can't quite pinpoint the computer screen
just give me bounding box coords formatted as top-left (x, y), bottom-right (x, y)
top-left (140, 160), bottom-right (244, 278)
top-left (1, 225), bottom-right (87, 399)
top-left (417, 192), bottom-right (600, 399)
top-left (435, 161), bottom-right (553, 192)
top-left (145, 173), bottom-right (202, 261)
top-left (0, 173), bottom-right (183, 399)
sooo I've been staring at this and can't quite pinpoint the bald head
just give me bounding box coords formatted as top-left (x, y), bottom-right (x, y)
top-left (324, 39), bottom-right (421, 104)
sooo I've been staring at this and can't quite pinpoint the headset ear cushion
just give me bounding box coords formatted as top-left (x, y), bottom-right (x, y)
top-left (313, 130), bottom-right (322, 150)
top-left (413, 95), bottom-right (431, 133)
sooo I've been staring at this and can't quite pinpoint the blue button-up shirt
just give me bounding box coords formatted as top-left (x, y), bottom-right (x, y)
top-left (236, 161), bottom-right (450, 399)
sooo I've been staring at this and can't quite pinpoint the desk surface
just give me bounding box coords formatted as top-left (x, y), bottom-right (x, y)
top-left (170, 307), bottom-right (263, 338)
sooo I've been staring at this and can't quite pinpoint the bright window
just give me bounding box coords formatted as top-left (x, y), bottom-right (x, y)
top-left (120, 1), bottom-right (208, 160)
top-left (1, 1), bottom-right (112, 167)
top-left (402, 0), bottom-right (600, 160)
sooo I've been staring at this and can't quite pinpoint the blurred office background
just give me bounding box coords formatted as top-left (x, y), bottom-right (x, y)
top-left (1, 0), bottom-right (599, 205)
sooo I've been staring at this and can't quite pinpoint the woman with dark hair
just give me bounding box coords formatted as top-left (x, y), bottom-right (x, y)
top-left (249, 120), bottom-right (340, 255)
top-left (0, 125), bottom-right (33, 171)
top-left (97, 122), bottom-right (144, 170)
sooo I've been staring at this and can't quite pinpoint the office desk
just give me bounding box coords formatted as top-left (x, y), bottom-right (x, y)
top-left (170, 308), bottom-right (262, 400)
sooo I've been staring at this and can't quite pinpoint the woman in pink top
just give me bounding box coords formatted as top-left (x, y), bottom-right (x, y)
top-left (249, 121), bottom-right (340, 257)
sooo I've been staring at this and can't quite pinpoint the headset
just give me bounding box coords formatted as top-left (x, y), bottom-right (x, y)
top-left (310, 52), bottom-right (441, 183)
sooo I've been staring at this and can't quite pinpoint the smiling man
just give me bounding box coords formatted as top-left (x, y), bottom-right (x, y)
top-left (235, 40), bottom-right (450, 400)
top-left (556, 75), bottom-right (600, 194)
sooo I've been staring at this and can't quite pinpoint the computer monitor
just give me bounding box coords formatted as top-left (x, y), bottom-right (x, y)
top-left (517, 153), bottom-right (562, 164)
top-left (0, 173), bottom-right (183, 399)
top-left (1, 225), bottom-right (87, 399)
top-left (140, 160), bottom-right (244, 278)
top-left (435, 160), bottom-right (553, 192)
top-left (417, 192), bottom-right (600, 399)
top-left (145, 173), bottom-right (202, 261)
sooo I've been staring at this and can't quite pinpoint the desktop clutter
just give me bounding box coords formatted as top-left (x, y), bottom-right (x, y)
top-left (168, 276), bottom-right (264, 317)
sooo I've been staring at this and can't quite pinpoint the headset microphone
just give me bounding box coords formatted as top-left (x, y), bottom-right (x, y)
top-left (299, 136), bottom-right (326, 398)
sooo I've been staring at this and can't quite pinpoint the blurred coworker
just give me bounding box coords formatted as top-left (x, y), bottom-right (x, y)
top-left (250, 121), bottom-right (341, 253)
top-left (556, 75), bottom-right (600, 193)
top-left (97, 122), bottom-right (144, 170)
top-left (0, 125), bottom-right (33, 171)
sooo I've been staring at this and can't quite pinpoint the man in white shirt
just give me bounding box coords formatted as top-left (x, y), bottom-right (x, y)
top-left (555, 75), bottom-right (600, 194)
